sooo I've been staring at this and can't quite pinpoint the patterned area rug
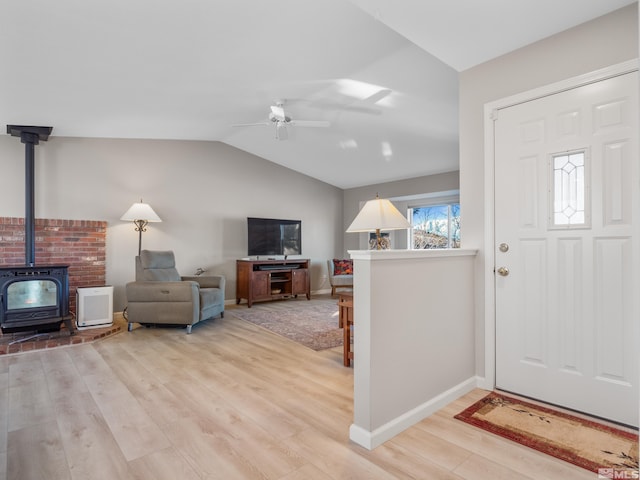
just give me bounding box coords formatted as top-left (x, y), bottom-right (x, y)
top-left (228, 297), bottom-right (342, 351)
top-left (454, 391), bottom-right (639, 474)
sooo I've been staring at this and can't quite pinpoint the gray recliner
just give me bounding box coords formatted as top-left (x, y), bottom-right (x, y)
top-left (125, 250), bottom-right (225, 333)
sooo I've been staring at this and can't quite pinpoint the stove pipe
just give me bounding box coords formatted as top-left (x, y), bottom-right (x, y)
top-left (6, 125), bottom-right (53, 266)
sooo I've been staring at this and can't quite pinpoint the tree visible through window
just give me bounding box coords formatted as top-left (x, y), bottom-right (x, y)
top-left (411, 204), bottom-right (460, 249)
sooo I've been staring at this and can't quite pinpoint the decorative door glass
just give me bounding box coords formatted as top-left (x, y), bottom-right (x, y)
top-left (550, 150), bottom-right (589, 228)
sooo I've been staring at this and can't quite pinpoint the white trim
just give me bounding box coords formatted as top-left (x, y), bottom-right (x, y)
top-left (406, 195), bottom-right (459, 209)
top-left (483, 96), bottom-right (498, 391)
top-left (348, 248), bottom-right (476, 261)
top-left (349, 376), bottom-right (480, 450)
top-left (488, 59), bottom-right (638, 113)
top-left (483, 59), bottom-right (639, 392)
top-left (475, 375), bottom-right (491, 391)
top-left (391, 189), bottom-right (460, 203)
top-left (312, 288), bottom-right (332, 295)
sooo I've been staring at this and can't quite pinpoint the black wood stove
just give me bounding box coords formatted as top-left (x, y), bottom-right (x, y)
top-left (0, 125), bottom-right (72, 334)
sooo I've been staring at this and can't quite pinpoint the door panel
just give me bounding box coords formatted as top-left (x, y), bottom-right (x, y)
top-left (494, 71), bottom-right (638, 426)
top-left (291, 269), bottom-right (307, 295)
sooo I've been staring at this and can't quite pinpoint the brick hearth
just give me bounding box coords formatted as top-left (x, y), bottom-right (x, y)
top-left (0, 217), bottom-right (107, 313)
top-left (0, 216), bottom-right (114, 353)
top-left (0, 316), bottom-right (125, 355)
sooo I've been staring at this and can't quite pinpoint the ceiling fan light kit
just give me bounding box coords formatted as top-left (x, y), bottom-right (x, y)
top-left (275, 121), bottom-right (288, 141)
top-left (232, 100), bottom-right (330, 141)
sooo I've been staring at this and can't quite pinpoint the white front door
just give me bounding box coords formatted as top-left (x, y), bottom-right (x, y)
top-left (494, 71), bottom-right (639, 427)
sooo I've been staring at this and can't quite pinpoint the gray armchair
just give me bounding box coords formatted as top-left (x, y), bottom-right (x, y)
top-left (327, 259), bottom-right (353, 296)
top-left (125, 250), bottom-right (225, 333)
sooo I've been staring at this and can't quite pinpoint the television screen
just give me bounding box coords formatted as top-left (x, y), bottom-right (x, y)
top-left (247, 217), bottom-right (302, 257)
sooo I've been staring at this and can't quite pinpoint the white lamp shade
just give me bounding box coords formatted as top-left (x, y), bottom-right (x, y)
top-left (120, 202), bottom-right (162, 222)
top-left (346, 197), bottom-right (411, 232)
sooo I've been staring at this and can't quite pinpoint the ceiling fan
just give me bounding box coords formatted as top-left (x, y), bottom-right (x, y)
top-left (232, 101), bottom-right (330, 140)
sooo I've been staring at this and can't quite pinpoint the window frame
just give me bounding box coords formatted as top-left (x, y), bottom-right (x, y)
top-left (408, 194), bottom-right (460, 249)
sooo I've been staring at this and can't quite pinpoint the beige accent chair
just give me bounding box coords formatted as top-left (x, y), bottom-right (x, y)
top-left (327, 259), bottom-right (353, 297)
top-left (125, 250), bottom-right (225, 333)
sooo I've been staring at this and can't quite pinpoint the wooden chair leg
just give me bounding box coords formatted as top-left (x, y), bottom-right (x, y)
top-left (343, 319), bottom-right (351, 367)
top-left (338, 294), bottom-right (354, 367)
top-left (340, 300), bottom-right (353, 367)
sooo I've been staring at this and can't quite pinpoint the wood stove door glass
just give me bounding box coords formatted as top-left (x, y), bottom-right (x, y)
top-left (7, 280), bottom-right (57, 310)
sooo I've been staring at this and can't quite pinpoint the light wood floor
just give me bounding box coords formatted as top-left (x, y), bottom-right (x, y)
top-left (0, 302), bottom-right (596, 480)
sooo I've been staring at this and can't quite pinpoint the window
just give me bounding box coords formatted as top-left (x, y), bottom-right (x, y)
top-left (550, 149), bottom-right (590, 228)
top-left (410, 203), bottom-right (460, 249)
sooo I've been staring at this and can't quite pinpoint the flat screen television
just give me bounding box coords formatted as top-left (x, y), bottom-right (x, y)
top-left (247, 217), bottom-right (302, 258)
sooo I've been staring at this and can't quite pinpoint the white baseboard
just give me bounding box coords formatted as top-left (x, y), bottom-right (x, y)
top-left (313, 288), bottom-right (332, 295)
top-left (349, 376), bottom-right (480, 450)
top-left (476, 375), bottom-right (491, 390)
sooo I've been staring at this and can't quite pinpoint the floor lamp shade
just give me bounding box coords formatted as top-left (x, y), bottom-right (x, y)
top-left (120, 201), bottom-right (162, 254)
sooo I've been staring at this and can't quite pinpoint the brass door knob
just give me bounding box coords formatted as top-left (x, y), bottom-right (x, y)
top-left (496, 267), bottom-right (510, 277)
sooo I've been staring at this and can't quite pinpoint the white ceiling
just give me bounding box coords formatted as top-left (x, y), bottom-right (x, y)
top-left (1, 0), bottom-right (635, 188)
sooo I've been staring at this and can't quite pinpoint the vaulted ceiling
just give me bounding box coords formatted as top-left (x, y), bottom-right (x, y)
top-left (1, 0), bottom-right (635, 188)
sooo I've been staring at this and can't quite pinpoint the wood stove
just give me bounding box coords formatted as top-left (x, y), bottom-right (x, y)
top-left (0, 125), bottom-right (72, 334)
top-left (0, 265), bottom-right (69, 333)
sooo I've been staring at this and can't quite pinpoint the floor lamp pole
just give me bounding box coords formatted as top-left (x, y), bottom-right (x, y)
top-left (133, 219), bottom-right (149, 255)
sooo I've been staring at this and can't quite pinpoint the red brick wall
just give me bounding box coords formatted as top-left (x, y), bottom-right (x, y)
top-left (0, 217), bottom-right (107, 313)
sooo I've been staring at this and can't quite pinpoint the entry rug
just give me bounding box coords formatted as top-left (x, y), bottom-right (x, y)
top-left (454, 391), bottom-right (639, 474)
top-left (228, 297), bottom-right (342, 351)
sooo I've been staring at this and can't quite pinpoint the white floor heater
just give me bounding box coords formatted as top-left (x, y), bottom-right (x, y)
top-left (76, 285), bottom-right (114, 330)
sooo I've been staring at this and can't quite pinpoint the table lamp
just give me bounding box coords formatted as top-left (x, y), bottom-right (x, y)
top-left (346, 194), bottom-right (411, 250)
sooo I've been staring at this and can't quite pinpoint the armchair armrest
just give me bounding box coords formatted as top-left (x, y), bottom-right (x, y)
top-left (126, 281), bottom-right (199, 303)
top-left (181, 275), bottom-right (225, 291)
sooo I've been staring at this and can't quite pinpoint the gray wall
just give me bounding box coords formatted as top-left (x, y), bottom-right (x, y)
top-left (0, 136), bottom-right (343, 310)
top-left (459, 3), bottom-right (638, 376)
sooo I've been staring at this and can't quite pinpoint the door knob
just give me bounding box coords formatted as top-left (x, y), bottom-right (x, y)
top-left (497, 267), bottom-right (510, 276)
top-left (499, 243), bottom-right (509, 253)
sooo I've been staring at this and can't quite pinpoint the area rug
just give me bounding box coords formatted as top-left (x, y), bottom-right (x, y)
top-left (228, 297), bottom-right (342, 351)
top-left (454, 391), bottom-right (639, 474)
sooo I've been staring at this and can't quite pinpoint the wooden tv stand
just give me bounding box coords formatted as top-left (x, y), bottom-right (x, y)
top-left (236, 259), bottom-right (310, 307)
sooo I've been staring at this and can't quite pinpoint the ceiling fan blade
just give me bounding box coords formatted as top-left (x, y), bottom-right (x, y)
top-left (362, 88), bottom-right (392, 105)
top-left (289, 120), bottom-right (331, 128)
top-left (308, 99), bottom-right (382, 116)
top-left (231, 122), bottom-right (270, 127)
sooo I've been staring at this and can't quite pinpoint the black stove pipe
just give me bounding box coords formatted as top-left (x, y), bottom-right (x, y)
top-left (24, 135), bottom-right (36, 266)
top-left (6, 125), bottom-right (53, 266)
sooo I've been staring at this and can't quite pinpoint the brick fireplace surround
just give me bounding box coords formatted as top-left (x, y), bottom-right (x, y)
top-left (0, 217), bottom-right (123, 354)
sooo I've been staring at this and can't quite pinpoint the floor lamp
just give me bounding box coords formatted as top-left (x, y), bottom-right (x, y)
top-left (120, 200), bottom-right (162, 255)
